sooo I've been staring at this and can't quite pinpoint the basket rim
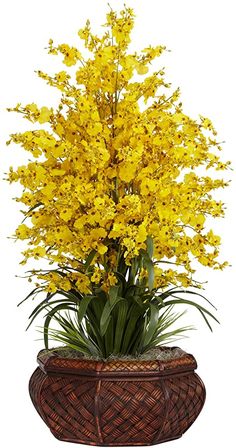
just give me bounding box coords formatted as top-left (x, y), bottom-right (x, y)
top-left (37, 346), bottom-right (197, 377)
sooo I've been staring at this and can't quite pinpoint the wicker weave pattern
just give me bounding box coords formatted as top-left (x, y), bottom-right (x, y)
top-left (30, 369), bottom-right (98, 443)
top-left (29, 366), bottom-right (48, 424)
top-left (38, 350), bottom-right (196, 375)
top-left (159, 373), bottom-right (206, 442)
top-left (29, 350), bottom-right (206, 446)
top-left (99, 380), bottom-right (165, 444)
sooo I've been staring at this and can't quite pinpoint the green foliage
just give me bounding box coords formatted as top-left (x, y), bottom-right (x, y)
top-left (20, 261), bottom-right (218, 358)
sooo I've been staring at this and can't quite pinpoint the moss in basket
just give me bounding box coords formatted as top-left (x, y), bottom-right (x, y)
top-left (6, 6), bottom-right (231, 359)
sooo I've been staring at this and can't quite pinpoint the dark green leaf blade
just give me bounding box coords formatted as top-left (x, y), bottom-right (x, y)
top-left (77, 295), bottom-right (96, 324)
top-left (146, 235), bottom-right (154, 259)
top-left (100, 297), bottom-right (124, 336)
top-left (143, 304), bottom-right (159, 347)
top-left (84, 249), bottom-right (97, 272)
top-left (113, 300), bottom-right (128, 354)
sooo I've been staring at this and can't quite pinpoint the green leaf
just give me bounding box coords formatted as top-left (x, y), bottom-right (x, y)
top-left (158, 288), bottom-right (216, 310)
top-left (132, 295), bottom-right (150, 313)
top-left (198, 309), bottom-right (213, 332)
top-left (43, 321), bottom-right (98, 355)
top-left (179, 289), bottom-right (217, 310)
top-left (129, 319), bottom-right (146, 354)
top-left (17, 287), bottom-right (43, 307)
top-left (84, 249), bottom-right (97, 272)
top-left (101, 315), bottom-right (112, 339)
top-left (56, 289), bottom-right (81, 302)
top-left (143, 254), bottom-right (154, 291)
top-left (22, 202), bottom-right (43, 223)
top-left (113, 300), bottom-right (129, 354)
top-left (43, 303), bottom-right (77, 349)
top-left (28, 293), bottom-right (57, 319)
top-left (140, 306), bottom-right (194, 351)
top-left (77, 295), bottom-right (96, 324)
top-left (85, 311), bottom-right (105, 356)
top-left (165, 298), bottom-right (219, 325)
top-left (25, 289), bottom-right (82, 330)
top-left (146, 235), bottom-right (154, 259)
top-left (100, 297), bottom-right (124, 336)
top-left (104, 316), bottom-right (114, 358)
top-left (157, 287), bottom-right (181, 301)
top-left (147, 326), bottom-right (192, 349)
top-left (121, 304), bottom-right (144, 353)
top-left (142, 304), bottom-right (159, 347)
top-left (108, 285), bottom-right (120, 305)
top-left (27, 298), bottom-right (77, 329)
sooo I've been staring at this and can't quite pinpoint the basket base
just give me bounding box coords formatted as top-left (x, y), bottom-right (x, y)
top-left (51, 430), bottom-right (182, 446)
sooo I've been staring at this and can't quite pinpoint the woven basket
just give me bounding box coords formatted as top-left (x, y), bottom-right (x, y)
top-left (29, 347), bottom-right (206, 446)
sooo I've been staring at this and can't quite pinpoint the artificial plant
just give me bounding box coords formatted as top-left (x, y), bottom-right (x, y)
top-left (6, 6), bottom-right (230, 358)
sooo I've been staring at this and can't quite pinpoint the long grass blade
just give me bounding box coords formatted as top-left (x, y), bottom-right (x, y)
top-left (43, 304), bottom-right (77, 349)
top-left (77, 295), bottom-right (96, 324)
top-left (113, 301), bottom-right (128, 354)
top-left (121, 304), bottom-right (144, 353)
top-left (142, 304), bottom-right (159, 347)
top-left (165, 298), bottom-right (219, 324)
top-left (100, 297), bottom-right (124, 336)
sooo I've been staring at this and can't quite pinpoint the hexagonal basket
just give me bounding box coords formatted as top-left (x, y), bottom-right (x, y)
top-left (29, 347), bottom-right (206, 446)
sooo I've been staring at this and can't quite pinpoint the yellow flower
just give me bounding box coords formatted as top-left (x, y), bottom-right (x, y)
top-left (59, 209), bottom-right (73, 222)
top-left (46, 282), bottom-right (57, 293)
top-left (7, 5), bottom-right (230, 292)
top-left (119, 163), bottom-right (136, 182)
top-left (55, 71), bottom-right (68, 82)
top-left (31, 247), bottom-right (46, 259)
top-left (75, 273), bottom-right (91, 294)
top-left (206, 230), bottom-right (221, 246)
top-left (54, 226), bottom-right (74, 243)
top-left (90, 228), bottom-right (107, 239)
top-left (57, 44), bottom-right (82, 66)
top-left (59, 278), bottom-right (72, 291)
top-left (91, 268), bottom-right (102, 284)
top-left (136, 63), bottom-right (149, 75)
top-left (107, 273), bottom-right (117, 287)
top-left (51, 169), bottom-right (66, 176)
top-left (26, 103), bottom-right (38, 114)
top-left (74, 217), bottom-right (85, 230)
top-left (38, 107), bottom-right (52, 124)
top-left (41, 182), bottom-right (56, 199)
top-left (97, 244), bottom-right (108, 255)
top-left (15, 224), bottom-right (31, 239)
top-left (189, 214), bottom-right (206, 229)
top-left (136, 223), bottom-right (147, 243)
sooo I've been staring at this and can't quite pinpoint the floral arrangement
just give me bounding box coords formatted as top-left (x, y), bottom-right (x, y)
top-left (7, 6), bottom-right (230, 358)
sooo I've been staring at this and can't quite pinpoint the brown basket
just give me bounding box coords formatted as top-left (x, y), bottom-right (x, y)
top-left (29, 347), bottom-right (206, 446)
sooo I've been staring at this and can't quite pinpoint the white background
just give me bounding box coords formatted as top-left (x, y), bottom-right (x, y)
top-left (0, 0), bottom-right (235, 447)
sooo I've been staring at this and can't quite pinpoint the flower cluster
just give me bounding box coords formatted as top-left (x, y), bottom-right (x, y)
top-left (7, 6), bottom-right (230, 294)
